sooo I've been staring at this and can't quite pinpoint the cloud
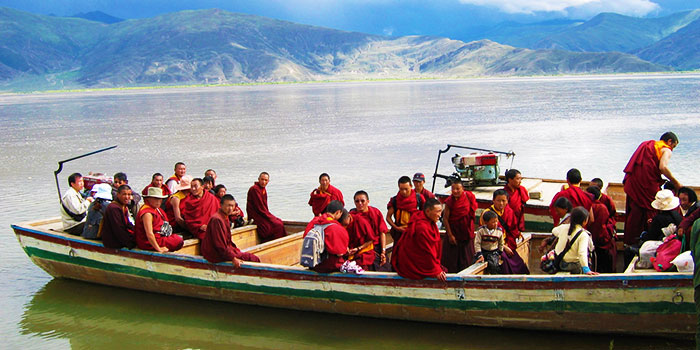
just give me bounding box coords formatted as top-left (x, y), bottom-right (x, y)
top-left (458, 0), bottom-right (660, 16)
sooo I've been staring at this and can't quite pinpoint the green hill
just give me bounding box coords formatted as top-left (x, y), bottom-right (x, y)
top-left (636, 18), bottom-right (700, 70)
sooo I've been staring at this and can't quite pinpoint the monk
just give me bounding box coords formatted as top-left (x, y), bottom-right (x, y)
top-left (344, 210), bottom-right (376, 271)
top-left (201, 194), bottom-right (260, 266)
top-left (165, 175), bottom-right (192, 233)
top-left (350, 190), bottom-right (389, 270)
top-left (386, 176), bottom-right (425, 241)
top-left (590, 178), bottom-right (617, 219)
top-left (481, 189), bottom-right (530, 274)
top-left (141, 173), bottom-right (171, 197)
top-left (101, 184), bottom-right (136, 249)
top-left (134, 187), bottom-right (183, 252)
top-left (623, 132), bottom-right (682, 245)
top-left (412, 172), bottom-right (435, 199)
top-left (586, 186), bottom-right (617, 273)
top-left (549, 168), bottom-right (593, 226)
top-left (166, 162), bottom-right (187, 194)
top-left (247, 172), bottom-right (287, 243)
top-left (308, 173), bottom-right (344, 216)
top-left (504, 169), bottom-right (529, 232)
top-left (180, 178), bottom-right (220, 239)
top-left (303, 200), bottom-right (349, 273)
top-left (442, 181), bottom-right (477, 273)
top-left (392, 198), bottom-right (446, 281)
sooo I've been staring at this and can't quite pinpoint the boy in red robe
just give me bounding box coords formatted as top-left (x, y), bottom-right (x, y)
top-left (201, 194), bottom-right (260, 266)
top-left (386, 176), bottom-right (425, 241)
top-left (180, 178), bottom-right (220, 239)
top-left (590, 178), bottom-right (617, 219)
top-left (623, 132), bottom-right (681, 245)
top-left (504, 169), bottom-right (529, 232)
top-left (392, 198), bottom-right (446, 281)
top-left (350, 190), bottom-right (389, 270)
top-left (308, 173), bottom-right (344, 216)
top-left (344, 211), bottom-right (376, 271)
top-left (586, 186), bottom-right (617, 273)
top-left (442, 181), bottom-right (477, 273)
top-left (247, 172), bottom-right (287, 243)
top-left (303, 200), bottom-right (349, 273)
top-left (549, 168), bottom-right (593, 226)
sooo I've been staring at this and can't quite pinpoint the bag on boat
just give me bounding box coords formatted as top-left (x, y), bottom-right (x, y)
top-left (300, 223), bottom-right (332, 268)
top-left (540, 230), bottom-right (582, 274)
top-left (650, 234), bottom-right (682, 272)
top-left (637, 240), bottom-right (663, 269)
top-left (670, 251), bottom-right (694, 272)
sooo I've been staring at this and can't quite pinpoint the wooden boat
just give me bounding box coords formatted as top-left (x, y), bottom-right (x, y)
top-left (12, 214), bottom-right (695, 339)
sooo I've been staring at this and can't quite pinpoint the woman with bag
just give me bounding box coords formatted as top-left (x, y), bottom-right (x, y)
top-left (552, 207), bottom-right (599, 275)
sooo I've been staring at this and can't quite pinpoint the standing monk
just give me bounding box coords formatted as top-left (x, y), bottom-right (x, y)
top-left (442, 181), bottom-right (477, 273)
top-left (180, 178), bottom-right (220, 239)
top-left (201, 194), bottom-right (260, 266)
top-left (166, 162), bottom-right (187, 195)
top-left (350, 190), bottom-right (389, 271)
top-left (590, 178), bottom-right (617, 220)
top-left (412, 172), bottom-right (435, 199)
top-left (623, 132), bottom-right (681, 245)
top-left (504, 169), bottom-right (529, 232)
top-left (308, 173), bottom-right (344, 216)
top-left (386, 176), bottom-right (425, 242)
top-left (247, 172), bottom-right (287, 243)
top-left (392, 198), bottom-right (447, 281)
top-left (549, 168), bottom-right (593, 226)
top-left (586, 186), bottom-right (617, 273)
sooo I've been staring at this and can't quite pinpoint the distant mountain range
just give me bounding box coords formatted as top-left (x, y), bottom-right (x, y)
top-left (0, 7), bottom-right (697, 91)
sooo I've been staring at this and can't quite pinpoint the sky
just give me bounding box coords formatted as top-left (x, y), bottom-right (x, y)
top-left (2, 0), bottom-right (699, 39)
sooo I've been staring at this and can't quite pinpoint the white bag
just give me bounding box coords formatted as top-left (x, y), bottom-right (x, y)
top-left (637, 240), bottom-right (663, 269)
top-left (670, 251), bottom-right (694, 272)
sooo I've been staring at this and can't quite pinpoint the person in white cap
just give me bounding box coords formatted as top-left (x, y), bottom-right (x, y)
top-left (642, 189), bottom-right (682, 243)
top-left (81, 183), bottom-right (113, 239)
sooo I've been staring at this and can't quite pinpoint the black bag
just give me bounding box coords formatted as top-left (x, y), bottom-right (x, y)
top-left (540, 229), bottom-right (582, 274)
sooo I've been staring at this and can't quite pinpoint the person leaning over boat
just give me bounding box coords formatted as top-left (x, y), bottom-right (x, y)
top-left (350, 190), bottom-right (389, 271)
top-left (308, 173), bottom-right (344, 216)
top-left (552, 207), bottom-right (598, 275)
top-left (504, 169), bottom-right (529, 233)
top-left (166, 162), bottom-right (187, 195)
top-left (441, 181), bottom-right (477, 273)
top-left (60, 172), bottom-right (93, 235)
top-left (135, 187), bottom-right (183, 253)
top-left (247, 172), bottom-right (287, 243)
top-left (412, 172), bottom-right (435, 199)
top-left (386, 176), bottom-right (425, 242)
top-left (303, 200), bottom-right (350, 273)
top-left (549, 168), bottom-right (593, 226)
top-left (392, 198), bottom-right (447, 282)
top-left (101, 185), bottom-right (136, 249)
top-left (201, 194), bottom-right (260, 267)
top-left (623, 132), bottom-right (682, 246)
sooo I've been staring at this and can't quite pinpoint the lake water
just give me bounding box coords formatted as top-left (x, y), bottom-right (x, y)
top-left (1, 74), bottom-right (699, 349)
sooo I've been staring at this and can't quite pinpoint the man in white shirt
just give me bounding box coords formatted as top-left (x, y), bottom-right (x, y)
top-left (60, 172), bottom-right (93, 235)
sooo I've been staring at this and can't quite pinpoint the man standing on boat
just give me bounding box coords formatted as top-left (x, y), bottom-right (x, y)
top-left (623, 132), bottom-right (682, 245)
top-left (60, 172), bottom-right (93, 235)
top-left (166, 162), bottom-right (187, 194)
top-left (549, 169), bottom-right (593, 226)
top-left (247, 172), bottom-right (287, 243)
top-left (504, 169), bottom-right (529, 232)
top-left (386, 176), bottom-right (425, 242)
top-left (201, 194), bottom-right (260, 267)
top-left (308, 173), bottom-right (344, 216)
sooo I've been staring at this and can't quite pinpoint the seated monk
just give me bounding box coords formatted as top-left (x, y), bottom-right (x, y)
top-left (201, 194), bottom-right (260, 266)
top-left (392, 198), bottom-right (447, 281)
top-left (101, 185), bottom-right (136, 249)
top-left (308, 173), bottom-right (344, 216)
top-left (303, 201), bottom-right (350, 273)
top-left (166, 162), bottom-right (187, 195)
top-left (142, 173), bottom-right (171, 198)
top-left (247, 172), bottom-right (287, 243)
top-left (343, 209), bottom-right (376, 271)
top-left (350, 190), bottom-right (389, 271)
top-left (386, 176), bottom-right (425, 242)
top-left (549, 168), bottom-right (593, 226)
top-left (180, 177), bottom-right (220, 239)
top-left (165, 175), bottom-right (192, 232)
top-left (134, 187), bottom-right (183, 252)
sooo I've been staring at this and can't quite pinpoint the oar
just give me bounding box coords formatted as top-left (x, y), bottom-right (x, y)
top-left (54, 145), bottom-right (118, 202)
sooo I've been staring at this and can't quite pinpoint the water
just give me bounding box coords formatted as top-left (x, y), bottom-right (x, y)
top-left (1, 74), bottom-right (699, 349)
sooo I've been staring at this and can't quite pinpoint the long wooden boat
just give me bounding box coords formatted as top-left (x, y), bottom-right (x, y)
top-left (12, 214), bottom-right (694, 339)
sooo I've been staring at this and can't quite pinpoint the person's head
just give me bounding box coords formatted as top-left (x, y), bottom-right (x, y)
top-left (412, 172), bottom-right (426, 190)
top-left (319, 173), bottom-right (330, 190)
top-left (451, 181), bottom-right (464, 198)
top-left (190, 178), bottom-right (204, 196)
top-left (586, 185), bottom-right (601, 201)
top-left (175, 175), bottom-right (192, 194)
top-left (566, 168), bottom-right (582, 185)
top-left (113, 172), bottom-right (128, 187)
top-left (590, 178), bottom-right (603, 190)
top-left (202, 176), bottom-right (214, 191)
top-left (258, 172), bottom-right (270, 188)
top-left (553, 196), bottom-right (572, 219)
top-left (660, 132), bottom-right (679, 150)
top-left (143, 187), bottom-right (167, 206)
top-left (151, 173), bottom-right (164, 187)
top-left (116, 185), bottom-right (133, 206)
top-left (353, 190), bottom-right (369, 212)
top-left (398, 176), bottom-right (413, 198)
top-left (204, 169), bottom-right (217, 181)
top-left (174, 162), bottom-right (187, 178)
top-left (678, 187), bottom-right (698, 211)
top-left (341, 211), bottom-right (352, 226)
top-left (423, 198), bottom-right (443, 223)
top-left (482, 210), bottom-right (499, 230)
top-left (219, 194), bottom-right (237, 216)
top-left (492, 189), bottom-right (508, 211)
top-left (324, 200), bottom-right (345, 220)
top-left (68, 172), bottom-right (84, 191)
top-left (213, 184), bottom-right (227, 199)
top-left (569, 206), bottom-right (590, 233)
top-left (505, 169), bottom-right (522, 189)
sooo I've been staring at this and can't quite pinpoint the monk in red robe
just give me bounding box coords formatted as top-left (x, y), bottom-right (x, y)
top-left (308, 173), bottom-right (344, 216)
top-left (180, 178), bottom-right (220, 239)
top-left (350, 190), bottom-right (389, 270)
top-left (412, 172), bottom-right (435, 199)
top-left (164, 175), bottom-right (192, 232)
top-left (590, 178), bottom-right (617, 220)
top-left (135, 187), bottom-right (183, 252)
top-left (504, 169), bottom-right (529, 232)
top-left (247, 172), bottom-right (287, 243)
top-left (386, 176), bottom-right (425, 241)
top-left (303, 201), bottom-right (349, 273)
top-left (623, 132), bottom-right (681, 245)
top-left (201, 194), bottom-right (260, 266)
top-left (392, 198), bottom-right (446, 281)
top-left (549, 168), bottom-right (593, 226)
top-left (165, 162), bottom-right (187, 195)
top-left (442, 181), bottom-right (477, 273)
top-left (481, 189), bottom-right (530, 274)
top-left (344, 211), bottom-right (376, 270)
top-left (141, 172), bottom-right (171, 197)
top-left (586, 186), bottom-right (617, 273)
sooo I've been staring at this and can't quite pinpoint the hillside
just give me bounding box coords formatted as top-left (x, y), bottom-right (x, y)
top-left (636, 18), bottom-right (700, 70)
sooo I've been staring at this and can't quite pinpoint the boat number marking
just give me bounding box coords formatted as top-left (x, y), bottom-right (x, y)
top-left (68, 248), bottom-right (76, 258)
top-left (672, 291), bottom-right (684, 305)
top-left (455, 289), bottom-right (465, 300)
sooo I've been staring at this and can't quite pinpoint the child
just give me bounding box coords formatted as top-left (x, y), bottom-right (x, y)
top-left (474, 210), bottom-right (507, 274)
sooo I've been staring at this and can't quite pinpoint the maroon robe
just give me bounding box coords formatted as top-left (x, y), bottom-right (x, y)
top-left (308, 184), bottom-right (344, 216)
top-left (589, 200), bottom-right (617, 273)
top-left (483, 205), bottom-right (520, 252)
top-left (392, 211), bottom-right (444, 280)
top-left (141, 183), bottom-right (172, 197)
top-left (505, 185), bottom-right (529, 232)
top-left (347, 213), bottom-right (376, 268)
top-left (623, 140), bottom-right (668, 244)
top-left (549, 185), bottom-right (593, 225)
top-left (351, 206), bottom-right (390, 271)
top-left (418, 187), bottom-right (435, 199)
top-left (247, 182), bottom-right (287, 243)
top-left (201, 211), bottom-right (260, 263)
top-left (180, 191), bottom-right (220, 239)
top-left (387, 190), bottom-right (425, 240)
top-left (134, 205), bottom-right (183, 251)
top-left (101, 202), bottom-right (135, 249)
top-left (304, 214), bottom-right (349, 273)
top-left (599, 193), bottom-right (617, 219)
top-left (441, 191), bottom-right (477, 272)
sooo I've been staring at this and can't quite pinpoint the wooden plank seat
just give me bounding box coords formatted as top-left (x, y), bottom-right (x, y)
top-left (177, 224), bottom-right (260, 256)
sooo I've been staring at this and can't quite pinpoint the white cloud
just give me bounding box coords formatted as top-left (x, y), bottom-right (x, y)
top-left (458, 0), bottom-right (660, 16)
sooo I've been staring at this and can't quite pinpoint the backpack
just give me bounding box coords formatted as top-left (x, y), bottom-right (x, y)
top-left (540, 229), bottom-right (582, 274)
top-left (651, 234), bottom-right (682, 272)
top-left (300, 223), bottom-right (332, 268)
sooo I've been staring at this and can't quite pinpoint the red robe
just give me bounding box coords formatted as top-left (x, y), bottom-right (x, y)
top-left (599, 193), bottom-right (617, 219)
top-left (304, 214), bottom-right (349, 273)
top-left (623, 140), bottom-right (668, 244)
top-left (308, 184), bottom-right (344, 216)
top-left (483, 205), bottom-right (520, 252)
top-left (347, 213), bottom-right (376, 267)
top-left (141, 183), bottom-right (172, 197)
top-left (247, 182), bottom-right (287, 243)
top-left (445, 192), bottom-right (477, 241)
top-left (350, 206), bottom-right (388, 245)
top-left (505, 185), bottom-right (529, 232)
top-left (549, 185), bottom-right (593, 225)
top-left (201, 211), bottom-right (260, 263)
top-left (392, 211), bottom-right (444, 280)
top-left (134, 205), bottom-right (183, 251)
top-left (589, 200), bottom-right (617, 272)
top-left (180, 191), bottom-right (220, 239)
top-left (418, 187), bottom-right (435, 199)
top-left (387, 190), bottom-right (425, 240)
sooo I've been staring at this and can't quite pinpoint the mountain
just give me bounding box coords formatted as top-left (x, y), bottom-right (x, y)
top-left (471, 19), bottom-right (584, 48)
top-left (69, 11), bottom-right (123, 24)
top-left (0, 8), bottom-right (671, 91)
top-left (636, 18), bottom-right (700, 70)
